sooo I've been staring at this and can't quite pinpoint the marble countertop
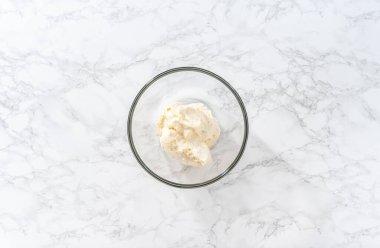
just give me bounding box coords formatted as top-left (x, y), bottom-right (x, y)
top-left (1, 0), bottom-right (380, 247)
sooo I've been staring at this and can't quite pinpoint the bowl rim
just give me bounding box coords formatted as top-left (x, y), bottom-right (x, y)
top-left (127, 67), bottom-right (249, 188)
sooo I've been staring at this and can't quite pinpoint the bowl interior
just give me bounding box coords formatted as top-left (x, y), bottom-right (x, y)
top-left (129, 69), bottom-right (246, 186)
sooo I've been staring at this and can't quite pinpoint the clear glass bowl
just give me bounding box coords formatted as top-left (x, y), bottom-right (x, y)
top-left (127, 67), bottom-right (249, 188)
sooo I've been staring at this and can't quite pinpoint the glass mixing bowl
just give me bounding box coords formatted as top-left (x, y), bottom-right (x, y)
top-left (127, 67), bottom-right (248, 188)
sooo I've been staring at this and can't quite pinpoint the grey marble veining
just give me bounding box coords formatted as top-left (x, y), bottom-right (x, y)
top-left (1, 0), bottom-right (380, 247)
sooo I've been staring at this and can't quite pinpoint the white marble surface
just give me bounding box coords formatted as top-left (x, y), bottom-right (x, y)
top-left (1, 0), bottom-right (380, 247)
